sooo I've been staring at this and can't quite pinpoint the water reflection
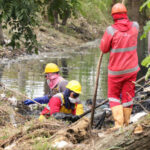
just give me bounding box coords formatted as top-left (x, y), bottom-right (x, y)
top-left (0, 48), bottom-right (108, 101)
top-left (0, 34), bottom-right (148, 102)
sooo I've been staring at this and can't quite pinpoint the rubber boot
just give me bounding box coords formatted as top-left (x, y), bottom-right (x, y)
top-left (123, 108), bottom-right (132, 126)
top-left (110, 105), bottom-right (124, 131)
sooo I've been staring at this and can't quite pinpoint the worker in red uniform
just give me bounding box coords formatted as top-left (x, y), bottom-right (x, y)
top-left (39, 80), bottom-right (84, 122)
top-left (100, 3), bottom-right (140, 130)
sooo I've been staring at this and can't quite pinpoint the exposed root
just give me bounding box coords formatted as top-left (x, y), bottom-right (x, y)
top-left (50, 117), bottom-right (90, 148)
top-left (0, 118), bottom-right (66, 149)
top-left (0, 132), bottom-right (23, 148)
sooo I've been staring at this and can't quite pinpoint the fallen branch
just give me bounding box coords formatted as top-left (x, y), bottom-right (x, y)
top-left (135, 80), bottom-right (150, 94)
top-left (132, 81), bottom-right (145, 88)
top-left (80, 99), bottom-right (109, 118)
top-left (127, 92), bottom-right (150, 114)
top-left (136, 75), bottom-right (145, 83)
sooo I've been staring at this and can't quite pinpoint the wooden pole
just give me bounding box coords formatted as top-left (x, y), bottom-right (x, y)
top-left (122, 0), bottom-right (125, 4)
top-left (90, 52), bottom-right (103, 128)
top-left (0, 82), bottom-right (44, 107)
top-left (90, 0), bottom-right (126, 127)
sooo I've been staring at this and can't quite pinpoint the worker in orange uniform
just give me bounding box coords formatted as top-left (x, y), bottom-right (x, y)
top-left (39, 80), bottom-right (84, 122)
top-left (99, 3), bottom-right (140, 130)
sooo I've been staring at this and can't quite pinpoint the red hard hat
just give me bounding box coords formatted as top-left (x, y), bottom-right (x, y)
top-left (111, 3), bottom-right (127, 15)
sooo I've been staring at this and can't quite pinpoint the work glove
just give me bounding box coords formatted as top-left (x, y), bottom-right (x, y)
top-left (39, 115), bottom-right (46, 122)
top-left (24, 99), bottom-right (34, 105)
top-left (24, 95), bottom-right (49, 105)
top-left (145, 67), bottom-right (150, 81)
top-left (52, 113), bottom-right (81, 123)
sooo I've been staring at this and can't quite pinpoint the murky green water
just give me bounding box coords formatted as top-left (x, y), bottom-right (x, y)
top-left (0, 47), bottom-right (109, 101)
top-left (0, 35), bottom-right (148, 103)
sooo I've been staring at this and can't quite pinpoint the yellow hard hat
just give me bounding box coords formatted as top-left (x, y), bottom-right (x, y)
top-left (39, 115), bottom-right (46, 122)
top-left (44, 63), bottom-right (60, 73)
top-left (66, 80), bottom-right (82, 94)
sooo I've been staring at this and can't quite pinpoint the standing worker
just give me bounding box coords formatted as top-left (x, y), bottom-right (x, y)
top-left (24, 63), bottom-right (68, 105)
top-left (100, 3), bottom-right (140, 130)
top-left (39, 80), bottom-right (84, 122)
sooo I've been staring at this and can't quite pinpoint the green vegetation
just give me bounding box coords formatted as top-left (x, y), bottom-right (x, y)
top-left (44, 0), bottom-right (80, 26)
top-left (33, 138), bottom-right (53, 150)
top-left (79, 0), bottom-right (112, 25)
top-left (0, 0), bottom-right (41, 53)
top-left (0, 0), bottom-right (112, 53)
top-left (0, 0), bottom-right (149, 52)
top-left (140, 0), bottom-right (150, 39)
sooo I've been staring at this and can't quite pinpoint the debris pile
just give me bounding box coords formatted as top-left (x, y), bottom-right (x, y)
top-left (0, 117), bottom-right (91, 150)
top-left (0, 106), bottom-right (10, 126)
top-left (51, 117), bottom-right (90, 149)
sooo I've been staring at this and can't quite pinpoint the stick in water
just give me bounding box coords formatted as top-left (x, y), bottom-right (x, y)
top-left (0, 82), bottom-right (43, 107)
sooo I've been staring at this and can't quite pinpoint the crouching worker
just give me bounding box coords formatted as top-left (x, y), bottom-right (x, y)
top-left (24, 63), bottom-right (68, 105)
top-left (39, 80), bottom-right (84, 122)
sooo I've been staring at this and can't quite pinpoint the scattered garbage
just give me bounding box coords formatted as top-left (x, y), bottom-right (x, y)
top-left (8, 97), bottom-right (17, 106)
top-left (130, 111), bottom-right (147, 123)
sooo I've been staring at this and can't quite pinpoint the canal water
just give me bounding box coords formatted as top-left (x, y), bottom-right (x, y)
top-left (0, 37), bottom-right (148, 103)
top-left (0, 45), bottom-right (109, 102)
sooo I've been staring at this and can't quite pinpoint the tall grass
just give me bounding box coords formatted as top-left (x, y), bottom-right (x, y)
top-left (79, 0), bottom-right (112, 25)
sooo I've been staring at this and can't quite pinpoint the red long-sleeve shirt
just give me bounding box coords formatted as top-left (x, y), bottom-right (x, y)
top-left (41, 93), bottom-right (84, 116)
top-left (100, 20), bottom-right (140, 77)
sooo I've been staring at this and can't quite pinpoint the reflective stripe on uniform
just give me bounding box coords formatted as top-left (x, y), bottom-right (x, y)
top-left (106, 26), bottom-right (116, 36)
top-left (108, 65), bottom-right (139, 75)
top-left (111, 45), bottom-right (137, 53)
top-left (122, 100), bottom-right (133, 107)
top-left (109, 97), bottom-right (120, 103)
top-left (132, 21), bottom-right (139, 30)
top-left (46, 105), bottom-right (50, 110)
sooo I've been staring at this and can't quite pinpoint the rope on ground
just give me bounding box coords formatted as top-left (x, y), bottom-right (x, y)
top-left (127, 92), bottom-right (150, 114)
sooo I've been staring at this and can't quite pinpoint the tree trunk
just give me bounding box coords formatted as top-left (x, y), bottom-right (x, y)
top-left (126, 0), bottom-right (147, 32)
top-left (90, 116), bottom-right (150, 150)
top-left (148, 32), bottom-right (150, 55)
top-left (0, 23), bottom-right (5, 45)
top-left (126, 0), bottom-right (148, 78)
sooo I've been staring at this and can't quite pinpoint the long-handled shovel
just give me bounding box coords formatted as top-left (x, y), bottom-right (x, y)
top-left (90, 52), bottom-right (103, 128)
